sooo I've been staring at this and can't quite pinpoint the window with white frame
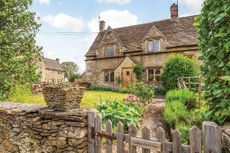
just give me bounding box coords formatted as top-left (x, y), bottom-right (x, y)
top-left (104, 70), bottom-right (114, 82)
top-left (147, 40), bottom-right (160, 52)
top-left (147, 67), bottom-right (162, 82)
top-left (105, 46), bottom-right (115, 57)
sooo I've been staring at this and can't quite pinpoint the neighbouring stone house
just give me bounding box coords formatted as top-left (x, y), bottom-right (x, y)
top-left (38, 58), bottom-right (65, 83)
top-left (85, 4), bottom-right (200, 88)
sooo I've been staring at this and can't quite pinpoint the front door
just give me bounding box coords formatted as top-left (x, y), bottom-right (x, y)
top-left (122, 68), bottom-right (133, 87)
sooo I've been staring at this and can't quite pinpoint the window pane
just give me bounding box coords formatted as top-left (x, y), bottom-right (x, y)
top-left (148, 69), bottom-right (154, 74)
top-left (110, 72), bottom-right (114, 82)
top-left (156, 76), bottom-right (161, 81)
top-left (147, 41), bottom-right (154, 52)
top-left (105, 46), bottom-right (115, 57)
top-left (155, 69), bottom-right (161, 74)
top-left (148, 76), bottom-right (154, 81)
top-left (104, 71), bottom-right (109, 82)
top-left (153, 40), bottom-right (160, 52)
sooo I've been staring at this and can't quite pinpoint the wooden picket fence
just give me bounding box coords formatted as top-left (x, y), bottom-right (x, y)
top-left (88, 111), bottom-right (223, 153)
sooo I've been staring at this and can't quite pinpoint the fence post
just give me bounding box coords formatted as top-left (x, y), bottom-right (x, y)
top-left (190, 126), bottom-right (202, 153)
top-left (129, 124), bottom-right (137, 153)
top-left (117, 122), bottom-right (124, 153)
top-left (156, 127), bottom-right (168, 153)
top-left (95, 114), bottom-right (102, 153)
top-left (202, 121), bottom-right (221, 153)
top-left (106, 120), bottom-right (112, 153)
top-left (172, 130), bottom-right (182, 153)
top-left (142, 127), bottom-right (150, 153)
top-left (88, 110), bottom-right (96, 153)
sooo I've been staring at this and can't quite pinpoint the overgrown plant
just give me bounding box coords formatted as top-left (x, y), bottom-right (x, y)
top-left (195, 0), bottom-right (230, 124)
top-left (134, 64), bottom-right (144, 81)
top-left (162, 54), bottom-right (197, 91)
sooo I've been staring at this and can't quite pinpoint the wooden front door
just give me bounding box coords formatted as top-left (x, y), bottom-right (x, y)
top-left (122, 68), bottom-right (133, 87)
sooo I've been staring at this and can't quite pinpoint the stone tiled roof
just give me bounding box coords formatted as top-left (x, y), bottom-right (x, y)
top-left (43, 58), bottom-right (64, 72)
top-left (86, 15), bottom-right (198, 56)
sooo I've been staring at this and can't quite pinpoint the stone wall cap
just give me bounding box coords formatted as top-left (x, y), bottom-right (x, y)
top-left (0, 102), bottom-right (44, 111)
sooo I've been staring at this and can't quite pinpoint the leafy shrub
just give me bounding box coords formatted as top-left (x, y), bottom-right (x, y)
top-left (133, 64), bottom-right (144, 81)
top-left (122, 82), bottom-right (154, 102)
top-left (96, 94), bottom-right (143, 129)
top-left (88, 85), bottom-right (120, 92)
top-left (195, 0), bottom-right (230, 124)
top-left (162, 54), bottom-right (197, 91)
top-left (163, 100), bottom-right (189, 127)
top-left (166, 89), bottom-right (198, 109)
top-left (163, 89), bottom-right (203, 144)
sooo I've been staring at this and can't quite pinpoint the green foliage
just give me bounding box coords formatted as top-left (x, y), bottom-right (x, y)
top-left (164, 100), bottom-right (189, 127)
top-left (162, 54), bottom-right (197, 91)
top-left (166, 89), bottom-right (198, 109)
top-left (152, 86), bottom-right (166, 96)
top-left (8, 84), bottom-right (45, 106)
top-left (0, 90), bottom-right (4, 101)
top-left (133, 64), bottom-right (144, 81)
top-left (195, 0), bottom-right (230, 124)
top-left (122, 82), bottom-right (154, 102)
top-left (61, 62), bottom-right (80, 82)
top-left (68, 73), bottom-right (80, 82)
top-left (96, 95), bottom-right (143, 129)
top-left (163, 89), bottom-right (203, 144)
top-left (0, 0), bottom-right (42, 98)
top-left (115, 76), bottom-right (122, 85)
top-left (88, 85), bottom-right (120, 92)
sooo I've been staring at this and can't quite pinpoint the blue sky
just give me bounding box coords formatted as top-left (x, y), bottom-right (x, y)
top-left (31, 0), bottom-right (204, 72)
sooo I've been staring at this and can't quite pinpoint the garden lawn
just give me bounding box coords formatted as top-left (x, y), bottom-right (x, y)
top-left (7, 90), bottom-right (127, 109)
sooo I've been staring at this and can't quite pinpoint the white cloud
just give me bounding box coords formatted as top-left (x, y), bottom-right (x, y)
top-left (35, 0), bottom-right (50, 5)
top-left (88, 10), bottom-right (139, 32)
top-left (181, 0), bottom-right (204, 13)
top-left (42, 13), bottom-right (84, 32)
top-left (96, 0), bottom-right (131, 4)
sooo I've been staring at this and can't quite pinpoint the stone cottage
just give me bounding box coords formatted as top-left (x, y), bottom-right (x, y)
top-left (38, 58), bottom-right (65, 83)
top-left (85, 4), bottom-right (199, 88)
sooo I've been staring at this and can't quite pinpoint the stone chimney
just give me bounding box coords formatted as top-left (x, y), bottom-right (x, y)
top-left (170, 3), bottom-right (178, 20)
top-left (56, 58), bottom-right (60, 63)
top-left (99, 20), bottom-right (105, 32)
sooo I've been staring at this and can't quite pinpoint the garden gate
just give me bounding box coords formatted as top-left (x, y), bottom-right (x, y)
top-left (88, 111), bottom-right (223, 153)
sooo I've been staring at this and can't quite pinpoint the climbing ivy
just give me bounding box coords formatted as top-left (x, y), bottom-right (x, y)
top-left (133, 64), bottom-right (144, 81)
top-left (195, 0), bottom-right (230, 124)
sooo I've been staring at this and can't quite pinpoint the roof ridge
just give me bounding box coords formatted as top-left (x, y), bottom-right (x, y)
top-left (110, 15), bottom-right (198, 31)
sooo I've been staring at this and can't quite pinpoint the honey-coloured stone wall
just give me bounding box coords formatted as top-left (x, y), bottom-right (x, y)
top-left (0, 102), bottom-right (89, 153)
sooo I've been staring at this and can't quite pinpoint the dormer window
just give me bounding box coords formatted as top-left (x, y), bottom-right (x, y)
top-left (105, 46), bottom-right (115, 57)
top-left (147, 40), bottom-right (160, 52)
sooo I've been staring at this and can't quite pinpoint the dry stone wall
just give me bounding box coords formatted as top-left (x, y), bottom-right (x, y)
top-left (0, 102), bottom-right (88, 153)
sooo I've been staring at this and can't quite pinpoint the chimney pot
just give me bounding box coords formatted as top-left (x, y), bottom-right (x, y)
top-left (170, 3), bottom-right (178, 20)
top-left (99, 20), bottom-right (105, 32)
top-left (56, 58), bottom-right (60, 63)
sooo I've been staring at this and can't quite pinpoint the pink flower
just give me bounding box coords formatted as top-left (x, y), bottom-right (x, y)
top-left (128, 94), bottom-right (134, 98)
top-left (132, 97), bottom-right (137, 102)
top-left (123, 97), bottom-right (128, 101)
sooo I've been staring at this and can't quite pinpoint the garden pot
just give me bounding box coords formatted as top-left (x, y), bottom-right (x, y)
top-left (42, 85), bottom-right (85, 111)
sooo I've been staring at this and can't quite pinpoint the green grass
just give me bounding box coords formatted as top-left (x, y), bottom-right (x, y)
top-left (81, 90), bottom-right (127, 108)
top-left (7, 90), bottom-right (127, 109)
